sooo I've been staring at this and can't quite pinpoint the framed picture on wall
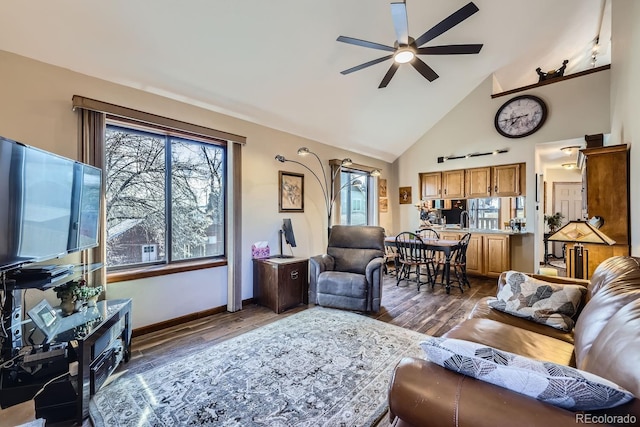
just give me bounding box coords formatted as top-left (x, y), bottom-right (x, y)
top-left (399, 186), bottom-right (412, 204)
top-left (379, 197), bottom-right (388, 212)
top-left (378, 178), bottom-right (387, 197)
top-left (279, 171), bottom-right (304, 212)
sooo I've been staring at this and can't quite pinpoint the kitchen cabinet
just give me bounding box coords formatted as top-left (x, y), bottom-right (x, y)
top-left (435, 232), bottom-right (508, 278)
top-left (419, 172), bottom-right (442, 199)
top-left (421, 162), bottom-right (524, 201)
top-left (492, 164), bottom-right (521, 196)
top-left (441, 170), bottom-right (465, 199)
top-left (465, 234), bottom-right (484, 276)
top-left (483, 234), bottom-right (510, 277)
top-left (465, 167), bottom-right (492, 198)
top-left (465, 164), bottom-right (522, 198)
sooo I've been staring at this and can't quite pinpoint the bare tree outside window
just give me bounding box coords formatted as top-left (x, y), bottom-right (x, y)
top-left (105, 125), bottom-right (225, 268)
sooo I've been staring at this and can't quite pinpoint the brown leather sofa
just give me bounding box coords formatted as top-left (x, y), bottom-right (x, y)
top-left (388, 256), bottom-right (640, 426)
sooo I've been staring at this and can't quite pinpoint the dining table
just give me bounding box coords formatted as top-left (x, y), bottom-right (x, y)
top-left (384, 235), bottom-right (463, 294)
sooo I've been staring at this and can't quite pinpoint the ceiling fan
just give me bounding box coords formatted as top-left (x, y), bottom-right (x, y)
top-left (337, 1), bottom-right (483, 88)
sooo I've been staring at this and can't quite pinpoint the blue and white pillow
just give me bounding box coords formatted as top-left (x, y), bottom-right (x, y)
top-left (421, 337), bottom-right (634, 411)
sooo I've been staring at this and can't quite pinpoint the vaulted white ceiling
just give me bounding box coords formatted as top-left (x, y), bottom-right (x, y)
top-left (0, 0), bottom-right (610, 162)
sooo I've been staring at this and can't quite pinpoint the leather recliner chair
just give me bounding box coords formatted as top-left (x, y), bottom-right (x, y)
top-left (309, 225), bottom-right (385, 313)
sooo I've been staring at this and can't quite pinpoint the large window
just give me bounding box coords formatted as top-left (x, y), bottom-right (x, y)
top-left (339, 169), bottom-right (369, 226)
top-left (105, 124), bottom-right (225, 269)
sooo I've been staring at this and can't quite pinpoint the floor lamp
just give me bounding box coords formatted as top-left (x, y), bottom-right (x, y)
top-left (547, 220), bottom-right (615, 279)
top-left (276, 149), bottom-right (362, 236)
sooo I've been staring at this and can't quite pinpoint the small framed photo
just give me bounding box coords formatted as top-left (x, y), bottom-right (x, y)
top-left (379, 197), bottom-right (388, 213)
top-left (378, 178), bottom-right (387, 197)
top-left (399, 186), bottom-right (412, 204)
top-left (279, 171), bottom-right (304, 212)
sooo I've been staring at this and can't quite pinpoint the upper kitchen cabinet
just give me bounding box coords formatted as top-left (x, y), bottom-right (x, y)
top-left (420, 170), bottom-right (465, 199)
top-left (492, 164), bottom-right (522, 197)
top-left (465, 167), bottom-right (492, 198)
top-left (441, 170), bottom-right (465, 199)
top-left (419, 172), bottom-right (442, 199)
top-left (465, 163), bottom-right (525, 198)
top-left (420, 162), bottom-right (525, 200)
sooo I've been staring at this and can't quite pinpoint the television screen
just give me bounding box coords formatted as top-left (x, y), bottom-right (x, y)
top-left (0, 136), bottom-right (102, 272)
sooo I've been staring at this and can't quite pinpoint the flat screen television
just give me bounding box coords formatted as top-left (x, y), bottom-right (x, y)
top-left (0, 136), bottom-right (102, 272)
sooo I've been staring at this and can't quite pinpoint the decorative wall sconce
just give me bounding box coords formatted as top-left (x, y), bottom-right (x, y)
top-left (437, 148), bottom-right (508, 164)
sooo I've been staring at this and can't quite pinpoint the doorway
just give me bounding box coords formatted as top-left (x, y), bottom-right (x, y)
top-left (551, 182), bottom-right (582, 257)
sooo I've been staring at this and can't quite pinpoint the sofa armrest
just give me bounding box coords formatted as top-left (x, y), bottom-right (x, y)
top-left (365, 257), bottom-right (384, 312)
top-left (309, 254), bottom-right (335, 304)
top-left (388, 357), bottom-right (581, 427)
top-left (528, 274), bottom-right (590, 287)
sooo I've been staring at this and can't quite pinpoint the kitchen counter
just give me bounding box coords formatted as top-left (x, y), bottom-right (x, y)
top-left (425, 227), bottom-right (534, 275)
top-left (429, 226), bottom-right (531, 236)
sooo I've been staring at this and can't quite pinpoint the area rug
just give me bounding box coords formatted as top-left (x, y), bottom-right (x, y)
top-left (89, 307), bottom-right (428, 427)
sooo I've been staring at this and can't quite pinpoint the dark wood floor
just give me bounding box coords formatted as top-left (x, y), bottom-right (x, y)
top-left (60, 272), bottom-right (499, 426)
top-left (126, 272), bottom-right (498, 373)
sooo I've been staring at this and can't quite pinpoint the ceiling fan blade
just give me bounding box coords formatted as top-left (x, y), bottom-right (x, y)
top-left (411, 58), bottom-right (439, 82)
top-left (337, 36), bottom-right (396, 52)
top-left (414, 2), bottom-right (480, 47)
top-left (379, 63), bottom-right (400, 88)
top-left (417, 44), bottom-right (483, 55)
top-left (390, 2), bottom-right (409, 45)
top-left (340, 55), bottom-right (394, 75)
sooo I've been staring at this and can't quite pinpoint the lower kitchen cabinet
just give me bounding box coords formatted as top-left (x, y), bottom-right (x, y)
top-left (436, 231), bottom-right (510, 278)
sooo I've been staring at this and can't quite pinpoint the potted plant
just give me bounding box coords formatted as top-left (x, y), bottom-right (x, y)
top-left (544, 212), bottom-right (565, 233)
top-left (74, 283), bottom-right (103, 307)
top-left (54, 281), bottom-right (81, 315)
top-left (54, 280), bottom-right (103, 314)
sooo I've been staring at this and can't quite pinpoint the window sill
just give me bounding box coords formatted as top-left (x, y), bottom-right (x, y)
top-left (107, 258), bottom-right (227, 284)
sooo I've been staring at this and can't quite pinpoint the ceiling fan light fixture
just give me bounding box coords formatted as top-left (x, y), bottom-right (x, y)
top-left (394, 48), bottom-right (415, 64)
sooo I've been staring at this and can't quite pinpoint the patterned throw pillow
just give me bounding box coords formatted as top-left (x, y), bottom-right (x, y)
top-left (487, 271), bottom-right (586, 331)
top-left (421, 337), bottom-right (634, 411)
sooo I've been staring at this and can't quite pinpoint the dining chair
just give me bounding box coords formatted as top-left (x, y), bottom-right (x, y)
top-left (436, 232), bottom-right (471, 292)
top-left (415, 228), bottom-right (440, 283)
top-left (416, 228), bottom-right (440, 240)
top-left (394, 232), bottom-right (434, 290)
top-left (383, 243), bottom-right (399, 276)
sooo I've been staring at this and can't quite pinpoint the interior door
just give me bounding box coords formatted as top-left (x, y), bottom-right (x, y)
top-left (552, 182), bottom-right (582, 257)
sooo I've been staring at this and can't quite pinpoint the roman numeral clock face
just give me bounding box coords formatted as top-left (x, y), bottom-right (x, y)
top-left (494, 95), bottom-right (548, 138)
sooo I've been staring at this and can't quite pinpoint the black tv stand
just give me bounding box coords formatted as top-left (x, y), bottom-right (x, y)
top-left (0, 299), bottom-right (132, 424)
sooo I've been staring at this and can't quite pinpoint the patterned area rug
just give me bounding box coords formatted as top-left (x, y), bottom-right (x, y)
top-left (89, 307), bottom-right (428, 427)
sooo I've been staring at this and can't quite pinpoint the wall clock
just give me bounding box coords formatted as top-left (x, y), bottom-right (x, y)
top-left (494, 95), bottom-right (548, 138)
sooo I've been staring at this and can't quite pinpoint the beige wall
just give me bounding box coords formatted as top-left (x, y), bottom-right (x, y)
top-left (394, 70), bottom-right (611, 271)
top-left (610, 0), bottom-right (640, 256)
top-left (0, 50), bottom-right (392, 328)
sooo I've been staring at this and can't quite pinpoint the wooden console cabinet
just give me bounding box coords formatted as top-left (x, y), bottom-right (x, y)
top-left (253, 257), bottom-right (308, 313)
top-left (572, 144), bottom-right (630, 278)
